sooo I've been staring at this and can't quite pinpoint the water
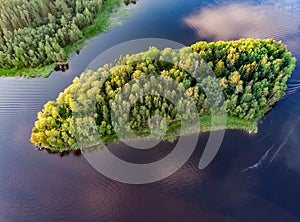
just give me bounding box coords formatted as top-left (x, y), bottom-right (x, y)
top-left (1, 0), bottom-right (300, 221)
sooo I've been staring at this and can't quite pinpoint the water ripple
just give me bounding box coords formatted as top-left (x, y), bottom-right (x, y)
top-left (184, 2), bottom-right (300, 54)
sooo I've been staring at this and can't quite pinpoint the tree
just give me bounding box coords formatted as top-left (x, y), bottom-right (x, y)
top-left (30, 39), bottom-right (296, 152)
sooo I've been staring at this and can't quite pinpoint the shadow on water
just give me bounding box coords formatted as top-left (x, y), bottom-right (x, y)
top-left (37, 147), bottom-right (82, 157)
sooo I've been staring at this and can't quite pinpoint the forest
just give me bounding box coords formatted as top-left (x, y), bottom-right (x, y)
top-left (30, 38), bottom-right (296, 153)
top-left (0, 0), bottom-right (130, 77)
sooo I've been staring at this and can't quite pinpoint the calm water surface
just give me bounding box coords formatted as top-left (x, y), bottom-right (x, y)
top-left (1, 0), bottom-right (300, 221)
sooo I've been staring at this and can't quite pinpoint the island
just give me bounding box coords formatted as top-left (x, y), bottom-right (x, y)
top-left (0, 0), bottom-right (133, 77)
top-left (31, 38), bottom-right (296, 153)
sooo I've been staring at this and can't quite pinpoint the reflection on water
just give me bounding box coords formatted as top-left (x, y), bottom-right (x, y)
top-left (262, 0), bottom-right (300, 11)
top-left (184, 2), bottom-right (300, 51)
top-left (0, 0), bottom-right (300, 221)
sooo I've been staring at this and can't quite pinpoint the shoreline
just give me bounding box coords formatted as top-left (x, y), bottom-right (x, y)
top-left (30, 39), bottom-right (296, 153)
top-left (0, 0), bottom-right (130, 78)
top-left (37, 115), bottom-right (258, 154)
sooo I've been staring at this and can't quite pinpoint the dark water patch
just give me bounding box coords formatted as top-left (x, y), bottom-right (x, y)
top-left (0, 0), bottom-right (300, 221)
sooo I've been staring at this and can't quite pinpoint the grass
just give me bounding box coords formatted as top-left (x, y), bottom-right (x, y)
top-left (0, 65), bottom-right (56, 78)
top-left (0, 0), bottom-right (129, 78)
top-left (161, 115), bottom-right (258, 142)
top-left (58, 115), bottom-right (258, 153)
top-left (199, 115), bottom-right (258, 133)
top-left (64, 0), bottom-right (130, 57)
top-left (40, 114), bottom-right (258, 154)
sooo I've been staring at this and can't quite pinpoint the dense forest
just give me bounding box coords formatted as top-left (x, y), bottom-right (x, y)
top-left (31, 39), bottom-right (296, 153)
top-left (0, 0), bottom-right (131, 76)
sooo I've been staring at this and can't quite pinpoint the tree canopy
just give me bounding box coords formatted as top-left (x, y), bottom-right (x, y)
top-left (0, 0), bottom-right (132, 76)
top-left (31, 38), bottom-right (296, 153)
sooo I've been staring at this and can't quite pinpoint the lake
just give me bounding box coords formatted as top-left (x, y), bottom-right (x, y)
top-left (0, 0), bottom-right (300, 221)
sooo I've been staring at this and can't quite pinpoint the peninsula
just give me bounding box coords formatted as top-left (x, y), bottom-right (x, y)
top-left (0, 0), bottom-right (131, 77)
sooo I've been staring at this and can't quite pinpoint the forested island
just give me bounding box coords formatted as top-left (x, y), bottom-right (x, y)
top-left (31, 39), bottom-right (296, 153)
top-left (0, 0), bottom-right (134, 77)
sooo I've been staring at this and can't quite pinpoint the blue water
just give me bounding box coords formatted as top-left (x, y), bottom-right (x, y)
top-left (0, 0), bottom-right (300, 221)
